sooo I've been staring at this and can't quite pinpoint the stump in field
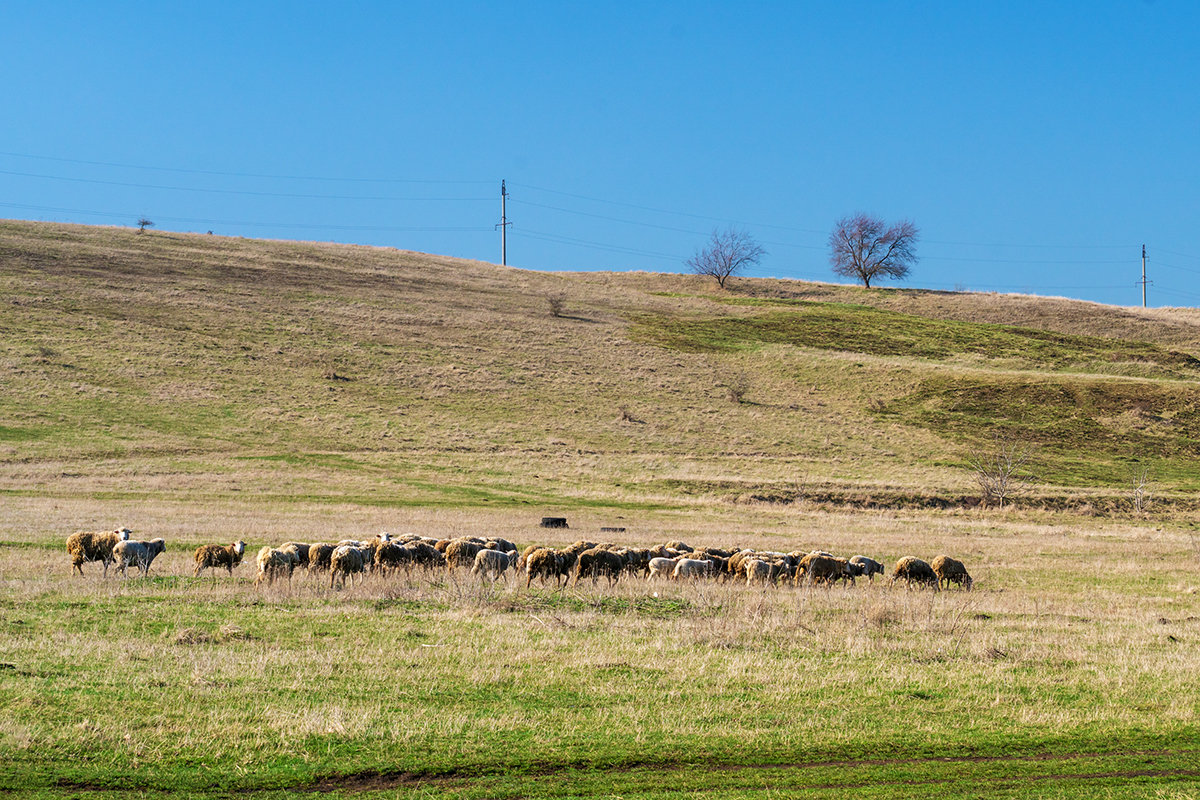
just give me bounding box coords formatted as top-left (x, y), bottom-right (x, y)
top-left (599, 527), bottom-right (626, 533)
top-left (540, 517), bottom-right (569, 529)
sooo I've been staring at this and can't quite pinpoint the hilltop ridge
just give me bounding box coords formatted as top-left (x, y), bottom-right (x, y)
top-left (2, 219), bottom-right (1198, 511)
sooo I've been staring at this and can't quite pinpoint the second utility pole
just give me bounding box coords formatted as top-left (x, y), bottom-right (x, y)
top-left (497, 180), bottom-right (511, 266)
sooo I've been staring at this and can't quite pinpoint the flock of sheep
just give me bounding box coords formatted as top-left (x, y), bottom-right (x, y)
top-left (64, 528), bottom-right (974, 592)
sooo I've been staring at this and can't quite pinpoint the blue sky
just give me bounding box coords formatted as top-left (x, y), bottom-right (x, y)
top-left (3, 1), bottom-right (1198, 307)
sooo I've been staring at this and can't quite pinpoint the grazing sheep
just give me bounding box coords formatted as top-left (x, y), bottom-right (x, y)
top-left (516, 543), bottom-right (543, 572)
top-left (647, 557), bottom-right (680, 580)
top-left (571, 547), bottom-right (624, 586)
top-left (193, 541), bottom-right (246, 577)
top-left (524, 548), bottom-right (564, 587)
top-left (745, 558), bottom-right (787, 586)
top-left (798, 554), bottom-right (854, 586)
top-left (66, 528), bottom-right (131, 576)
top-left (374, 542), bottom-right (414, 574)
top-left (444, 538), bottom-right (486, 569)
top-left (278, 542), bottom-right (311, 569)
top-left (620, 548), bottom-right (653, 578)
top-left (405, 541), bottom-right (446, 570)
top-left (891, 556), bottom-right (940, 590)
top-left (849, 555), bottom-right (885, 582)
top-left (672, 558), bottom-right (714, 581)
top-left (255, 546), bottom-right (298, 586)
top-left (306, 543), bottom-right (335, 572)
top-left (330, 545), bottom-right (368, 589)
top-left (112, 538), bottom-right (166, 578)
top-left (485, 537), bottom-right (518, 554)
top-left (931, 555), bottom-right (973, 590)
top-left (663, 540), bottom-right (693, 553)
top-left (472, 549), bottom-right (517, 582)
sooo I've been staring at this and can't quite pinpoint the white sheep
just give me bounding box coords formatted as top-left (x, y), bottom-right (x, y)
top-left (647, 557), bottom-right (680, 580)
top-left (471, 549), bottom-right (516, 581)
top-left (112, 538), bottom-right (166, 578)
top-left (672, 558), bottom-right (713, 581)
top-left (255, 546), bottom-right (298, 586)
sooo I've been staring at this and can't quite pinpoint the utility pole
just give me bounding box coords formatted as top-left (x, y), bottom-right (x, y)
top-left (1139, 244), bottom-right (1149, 308)
top-left (496, 180), bottom-right (511, 266)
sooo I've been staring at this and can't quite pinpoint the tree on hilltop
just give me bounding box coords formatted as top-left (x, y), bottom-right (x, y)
top-left (829, 213), bottom-right (918, 288)
top-left (686, 228), bottom-right (765, 290)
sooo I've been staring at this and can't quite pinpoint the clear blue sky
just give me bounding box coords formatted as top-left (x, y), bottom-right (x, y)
top-left (3, 1), bottom-right (1198, 307)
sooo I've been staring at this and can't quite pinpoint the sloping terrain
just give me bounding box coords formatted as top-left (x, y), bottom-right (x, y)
top-left (3, 219), bottom-right (1199, 509)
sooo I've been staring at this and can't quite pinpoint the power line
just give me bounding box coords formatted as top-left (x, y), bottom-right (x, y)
top-left (0, 168), bottom-right (491, 202)
top-left (0, 150), bottom-right (491, 185)
top-left (0, 201), bottom-right (492, 233)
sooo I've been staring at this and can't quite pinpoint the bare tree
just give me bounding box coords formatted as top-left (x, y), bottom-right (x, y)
top-left (136, 217), bottom-right (154, 234)
top-left (686, 228), bottom-right (765, 290)
top-left (829, 213), bottom-right (918, 288)
top-left (1130, 466), bottom-right (1151, 514)
top-left (967, 438), bottom-right (1034, 509)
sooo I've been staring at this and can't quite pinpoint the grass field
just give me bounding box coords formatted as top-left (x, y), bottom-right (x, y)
top-left (2, 221), bottom-right (1200, 797)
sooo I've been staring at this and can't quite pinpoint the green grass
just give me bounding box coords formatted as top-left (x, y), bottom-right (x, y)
top-left (630, 303), bottom-right (1200, 375)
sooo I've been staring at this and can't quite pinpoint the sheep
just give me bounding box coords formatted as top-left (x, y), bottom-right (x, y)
top-left (306, 543), bottom-right (335, 572)
top-left (672, 558), bottom-right (714, 581)
top-left (485, 537), bottom-right (518, 554)
top-left (66, 528), bottom-right (131, 576)
top-left (795, 553), bottom-right (854, 586)
top-left (516, 543), bottom-right (543, 572)
top-left (849, 555), bottom-right (885, 582)
top-left (571, 547), bottom-right (624, 586)
top-left (620, 548), bottom-right (652, 578)
top-left (663, 540), bottom-right (693, 553)
top-left (278, 542), bottom-right (311, 569)
top-left (193, 541), bottom-right (246, 577)
top-left (444, 538), bottom-right (486, 569)
top-left (255, 546), bottom-right (298, 586)
top-left (472, 548), bottom-right (517, 582)
top-left (647, 557), bottom-right (680, 580)
top-left (330, 545), bottom-right (368, 589)
top-left (374, 542), bottom-right (414, 574)
top-left (405, 541), bottom-right (446, 570)
top-left (891, 556), bottom-right (940, 590)
top-left (523, 548), bottom-right (560, 587)
top-left (931, 555), bottom-right (973, 590)
top-left (112, 538), bottom-right (166, 578)
top-left (745, 558), bottom-right (787, 586)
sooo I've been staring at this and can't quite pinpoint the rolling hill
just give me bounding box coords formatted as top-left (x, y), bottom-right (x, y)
top-left (3, 219), bottom-right (1199, 512)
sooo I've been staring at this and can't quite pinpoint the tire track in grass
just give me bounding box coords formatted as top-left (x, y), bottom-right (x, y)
top-left (295, 749), bottom-right (1200, 794)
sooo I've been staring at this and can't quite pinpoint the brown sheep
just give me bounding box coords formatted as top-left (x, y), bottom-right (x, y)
top-left (571, 547), bottom-right (624, 586)
top-left (796, 553), bottom-right (854, 587)
top-left (66, 528), bottom-right (131, 576)
top-left (525, 548), bottom-right (563, 587)
top-left (193, 541), bottom-right (246, 577)
top-left (444, 538), bottom-right (486, 569)
top-left (931, 555), bottom-right (973, 590)
top-left (306, 543), bottom-right (335, 572)
top-left (329, 545), bottom-right (368, 589)
top-left (891, 556), bottom-right (940, 590)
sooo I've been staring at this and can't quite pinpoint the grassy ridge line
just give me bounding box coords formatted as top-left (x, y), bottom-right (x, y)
top-left (3, 219), bottom-right (1200, 503)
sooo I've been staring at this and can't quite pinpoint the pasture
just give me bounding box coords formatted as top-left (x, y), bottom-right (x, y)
top-left (2, 496), bottom-right (1199, 798)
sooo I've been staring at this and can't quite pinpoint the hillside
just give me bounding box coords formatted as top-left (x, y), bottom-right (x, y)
top-left (3, 219), bottom-right (1200, 511)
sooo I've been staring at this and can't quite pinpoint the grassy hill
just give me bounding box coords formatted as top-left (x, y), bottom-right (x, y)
top-left (4, 219), bottom-right (1200, 512)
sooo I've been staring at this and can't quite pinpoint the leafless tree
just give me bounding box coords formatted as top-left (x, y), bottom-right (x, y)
top-left (686, 228), bottom-right (765, 289)
top-left (136, 217), bottom-right (154, 234)
top-left (829, 213), bottom-right (918, 288)
top-left (1130, 466), bottom-right (1151, 513)
top-left (967, 438), bottom-right (1034, 509)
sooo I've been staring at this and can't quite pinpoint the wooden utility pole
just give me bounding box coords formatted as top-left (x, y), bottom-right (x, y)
top-left (496, 180), bottom-right (511, 266)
